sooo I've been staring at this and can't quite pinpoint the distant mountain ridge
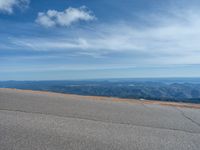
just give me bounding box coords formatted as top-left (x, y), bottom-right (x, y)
top-left (0, 78), bottom-right (200, 103)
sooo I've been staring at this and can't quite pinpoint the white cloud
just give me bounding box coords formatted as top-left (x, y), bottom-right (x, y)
top-left (36, 6), bottom-right (96, 27)
top-left (0, 0), bottom-right (29, 14)
top-left (6, 7), bottom-right (200, 66)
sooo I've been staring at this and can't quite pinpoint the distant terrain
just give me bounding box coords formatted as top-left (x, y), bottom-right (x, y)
top-left (1, 78), bottom-right (200, 103)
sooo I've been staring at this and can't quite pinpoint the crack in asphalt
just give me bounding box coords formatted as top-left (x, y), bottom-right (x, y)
top-left (0, 109), bottom-right (200, 135)
top-left (176, 108), bottom-right (200, 128)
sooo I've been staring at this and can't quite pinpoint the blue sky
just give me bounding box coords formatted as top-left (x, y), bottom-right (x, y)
top-left (0, 0), bottom-right (200, 80)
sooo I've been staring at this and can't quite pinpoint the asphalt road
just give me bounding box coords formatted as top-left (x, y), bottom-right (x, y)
top-left (0, 88), bottom-right (200, 150)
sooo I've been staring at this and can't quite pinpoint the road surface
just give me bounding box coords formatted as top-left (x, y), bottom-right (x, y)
top-left (0, 88), bottom-right (200, 150)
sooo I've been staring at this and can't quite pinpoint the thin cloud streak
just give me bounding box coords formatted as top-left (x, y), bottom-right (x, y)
top-left (3, 7), bottom-right (200, 66)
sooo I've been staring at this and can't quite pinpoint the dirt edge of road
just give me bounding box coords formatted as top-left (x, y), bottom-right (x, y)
top-left (1, 88), bottom-right (200, 109)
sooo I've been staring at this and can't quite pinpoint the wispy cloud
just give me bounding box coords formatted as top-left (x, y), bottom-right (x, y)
top-left (36, 6), bottom-right (96, 27)
top-left (0, 0), bottom-right (29, 14)
top-left (3, 6), bottom-right (200, 66)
